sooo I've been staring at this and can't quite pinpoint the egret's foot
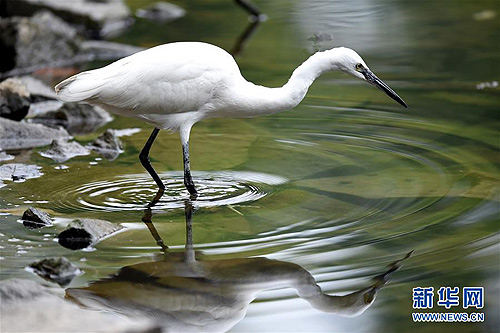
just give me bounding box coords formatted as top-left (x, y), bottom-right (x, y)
top-left (235, 0), bottom-right (262, 20)
top-left (142, 206), bottom-right (168, 252)
top-left (147, 188), bottom-right (165, 208)
top-left (184, 181), bottom-right (198, 197)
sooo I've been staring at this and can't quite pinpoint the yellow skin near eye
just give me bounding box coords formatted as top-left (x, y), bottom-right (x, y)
top-left (356, 63), bottom-right (363, 71)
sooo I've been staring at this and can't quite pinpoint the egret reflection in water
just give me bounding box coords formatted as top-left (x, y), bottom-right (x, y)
top-left (66, 201), bottom-right (412, 332)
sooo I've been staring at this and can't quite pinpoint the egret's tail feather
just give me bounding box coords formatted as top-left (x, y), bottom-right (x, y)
top-left (55, 71), bottom-right (103, 102)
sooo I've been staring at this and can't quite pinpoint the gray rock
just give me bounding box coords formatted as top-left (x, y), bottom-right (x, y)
top-left (136, 2), bottom-right (185, 23)
top-left (39, 139), bottom-right (90, 163)
top-left (2, 0), bottom-right (131, 38)
top-left (21, 206), bottom-right (53, 229)
top-left (28, 257), bottom-right (81, 287)
top-left (0, 78), bottom-right (31, 121)
top-left (0, 163), bottom-right (43, 182)
top-left (0, 278), bottom-right (157, 332)
top-left (87, 129), bottom-right (123, 160)
top-left (0, 11), bottom-right (81, 72)
top-left (15, 75), bottom-right (57, 101)
top-left (0, 117), bottom-right (70, 150)
top-left (80, 40), bottom-right (144, 61)
top-left (14, 75), bottom-right (63, 118)
top-left (30, 103), bottom-right (113, 135)
top-left (58, 218), bottom-right (123, 250)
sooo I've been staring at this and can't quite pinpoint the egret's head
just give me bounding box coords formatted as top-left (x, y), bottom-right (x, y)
top-left (331, 47), bottom-right (408, 108)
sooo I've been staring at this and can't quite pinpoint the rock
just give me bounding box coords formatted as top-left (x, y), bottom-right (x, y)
top-left (13, 75), bottom-right (63, 119)
top-left (0, 278), bottom-right (157, 332)
top-left (21, 206), bottom-right (52, 229)
top-left (0, 78), bottom-right (31, 121)
top-left (87, 129), bottom-right (123, 160)
top-left (0, 117), bottom-right (70, 150)
top-left (113, 127), bottom-right (141, 137)
top-left (0, 151), bottom-right (15, 161)
top-left (80, 40), bottom-right (144, 61)
top-left (27, 100), bottom-right (64, 118)
top-left (39, 139), bottom-right (90, 163)
top-left (30, 103), bottom-right (113, 135)
top-left (28, 257), bottom-right (81, 287)
top-left (0, 11), bottom-right (81, 73)
top-left (0, 163), bottom-right (43, 182)
top-left (136, 2), bottom-right (186, 23)
top-left (14, 75), bottom-right (57, 101)
top-left (58, 218), bottom-right (123, 250)
top-left (2, 0), bottom-right (132, 38)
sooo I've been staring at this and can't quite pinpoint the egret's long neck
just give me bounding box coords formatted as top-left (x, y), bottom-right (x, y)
top-left (284, 50), bottom-right (336, 99)
top-left (228, 50), bottom-right (339, 116)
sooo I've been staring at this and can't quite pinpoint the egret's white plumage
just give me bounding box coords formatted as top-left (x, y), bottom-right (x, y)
top-left (55, 41), bottom-right (407, 196)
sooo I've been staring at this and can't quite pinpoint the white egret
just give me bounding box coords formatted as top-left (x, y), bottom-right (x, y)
top-left (55, 42), bottom-right (407, 196)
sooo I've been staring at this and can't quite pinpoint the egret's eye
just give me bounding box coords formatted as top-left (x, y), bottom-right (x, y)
top-left (355, 63), bottom-right (363, 71)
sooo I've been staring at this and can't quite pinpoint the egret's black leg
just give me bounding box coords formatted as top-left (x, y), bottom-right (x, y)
top-left (182, 142), bottom-right (197, 196)
top-left (184, 200), bottom-right (195, 262)
top-left (139, 127), bottom-right (165, 191)
top-left (142, 207), bottom-right (168, 252)
top-left (234, 0), bottom-right (262, 19)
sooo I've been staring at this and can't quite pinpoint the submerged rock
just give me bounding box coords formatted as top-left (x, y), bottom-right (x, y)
top-left (0, 11), bottom-right (81, 73)
top-left (58, 218), bottom-right (123, 250)
top-left (0, 163), bottom-right (43, 182)
top-left (28, 257), bottom-right (81, 287)
top-left (0, 117), bottom-right (70, 150)
top-left (26, 100), bottom-right (64, 118)
top-left (136, 2), bottom-right (185, 23)
top-left (0, 278), bottom-right (157, 332)
top-left (0, 78), bottom-right (31, 121)
top-left (0, 151), bottom-right (15, 161)
top-left (87, 129), bottom-right (123, 160)
top-left (21, 206), bottom-right (53, 229)
top-left (39, 139), bottom-right (90, 163)
top-left (31, 103), bottom-right (113, 135)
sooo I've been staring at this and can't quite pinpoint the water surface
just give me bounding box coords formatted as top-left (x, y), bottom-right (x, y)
top-left (1, 1), bottom-right (498, 332)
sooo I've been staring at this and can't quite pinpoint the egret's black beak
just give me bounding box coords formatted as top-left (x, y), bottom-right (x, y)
top-left (361, 69), bottom-right (408, 108)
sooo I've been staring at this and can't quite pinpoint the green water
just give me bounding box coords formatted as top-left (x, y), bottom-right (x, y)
top-left (1, 1), bottom-right (499, 332)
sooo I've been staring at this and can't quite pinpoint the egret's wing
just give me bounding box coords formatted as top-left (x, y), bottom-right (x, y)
top-left (56, 43), bottom-right (240, 116)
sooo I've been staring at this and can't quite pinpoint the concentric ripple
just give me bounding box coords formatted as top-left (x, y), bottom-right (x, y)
top-left (46, 171), bottom-right (287, 212)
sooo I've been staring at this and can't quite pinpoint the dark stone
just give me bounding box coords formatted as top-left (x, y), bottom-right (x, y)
top-left (39, 139), bottom-right (90, 163)
top-left (31, 103), bottom-right (112, 135)
top-left (28, 257), bottom-right (81, 287)
top-left (58, 218), bottom-right (123, 250)
top-left (0, 78), bottom-right (30, 121)
top-left (0, 16), bottom-right (18, 72)
top-left (21, 206), bottom-right (52, 229)
top-left (0, 117), bottom-right (70, 150)
top-left (57, 228), bottom-right (92, 250)
top-left (88, 129), bottom-right (123, 160)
